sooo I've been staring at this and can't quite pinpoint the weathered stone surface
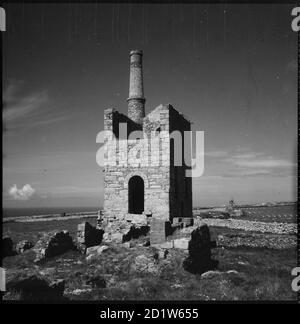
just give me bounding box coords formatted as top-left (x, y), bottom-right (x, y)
top-left (183, 225), bottom-right (218, 274)
top-left (153, 249), bottom-right (169, 260)
top-left (152, 241), bottom-right (174, 249)
top-left (99, 52), bottom-right (194, 250)
top-left (132, 254), bottom-right (159, 274)
top-left (201, 269), bottom-right (240, 280)
top-left (2, 236), bottom-right (15, 257)
top-left (200, 270), bottom-right (223, 279)
top-left (122, 242), bottom-right (133, 248)
top-left (173, 217), bottom-right (194, 228)
top-left (102, 221), bottom-right (149, 244)
top-left (125, 213), bottom-right (147, 226)
top-left (77, 222), bottom-right (104, 253)
top-left (111, 232), bottom-right (124, 243)
top-left (173, 238), bottom-right (189, 250)
top-left (150, 219), bottom-right (168, 244)
top-left (86, 254), bottom-right (95, 262)
top-left (124, 224), bottom-right (149, 242)
top-left (16, 240), bottom-right (34, 254)
top-left (33, 230), bottom-right (75, 262)
top-left (217, 233), bottom-right (296, 250)
top-left (86, 245), bottom-right (109, 256)
top-left (103, 107), bottom-right (193, 222)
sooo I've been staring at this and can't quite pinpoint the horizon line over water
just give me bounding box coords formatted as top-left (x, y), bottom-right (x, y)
top-left (3, 207), bottom-right (101, 218)
top-left (3, 201), bottom-right (296, 218)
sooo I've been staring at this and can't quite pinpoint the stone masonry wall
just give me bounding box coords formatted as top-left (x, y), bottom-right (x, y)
top-left (103, 104), bottom-right (192, 224)
top-left (103, 105), bottom-right (171, 222)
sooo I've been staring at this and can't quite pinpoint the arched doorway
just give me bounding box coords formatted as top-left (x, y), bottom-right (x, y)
top-left (128, 176), bottom-right (144, 214)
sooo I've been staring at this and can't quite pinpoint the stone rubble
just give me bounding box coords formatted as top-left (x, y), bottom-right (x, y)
top-left (217, 233), bottom-right (296, 250)
top-left (132, 254), bottom-right (160, 275)
top-left (86, 245), bottom-right (109, 255)
top-left (16, 240), bottom-right (34, 254)
top-left (76, 222), bottom-right (104, 253)
top-left (33, 230), bottom-right (75, 263)
top-left (101, 220), bottom-right (149, 244)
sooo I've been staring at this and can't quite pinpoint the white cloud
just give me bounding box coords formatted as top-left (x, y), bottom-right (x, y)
top-left (226, 151), bottom-right (296, 169)
top-left (8, 184), bottom-right (36, 200)
top-left (233, 159), bottom-right (296, 168)
top-left (205, 148), bottom-right (296, 178)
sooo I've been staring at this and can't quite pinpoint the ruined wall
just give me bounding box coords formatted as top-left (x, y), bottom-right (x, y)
top-left (169, 105), bottom-right (193, 221)
top-left (103, 105), bottom-right (171, 222)
top-left (103, 104), bottom-right (192, 224)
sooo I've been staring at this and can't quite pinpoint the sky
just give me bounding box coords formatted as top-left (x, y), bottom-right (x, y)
top-left (2, 3), bottom-right (298, 208)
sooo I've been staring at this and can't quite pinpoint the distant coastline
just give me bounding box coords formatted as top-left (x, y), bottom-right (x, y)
top-left (2, 207), bottom-right (101, 218)
top-left (2, 201), bottom-right (296, 220)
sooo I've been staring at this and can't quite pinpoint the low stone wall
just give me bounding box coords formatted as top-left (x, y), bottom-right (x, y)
top-left (195, 218), bottom-right (297, 235)
top-left (217, 233), bottom-right (296, 250)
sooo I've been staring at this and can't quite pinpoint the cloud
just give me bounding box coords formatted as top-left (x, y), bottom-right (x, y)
top-left (221, 150), bottom-right (296, 177)
top-left (8, 184), bottom-right (36, 200)
top-left (3, 90), bottom-right (49, 123)
top-left (3, 80), bottom-right (70, 133)
top-left (225, 150), bottom-right (296, 169)
top-left (232, 159), bottom-right (295, 168)
top-left (204, 148), bottom-right (296, 178)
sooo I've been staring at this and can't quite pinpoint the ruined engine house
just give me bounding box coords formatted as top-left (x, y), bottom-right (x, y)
top-left (102, 50), bottom-right (193, 231)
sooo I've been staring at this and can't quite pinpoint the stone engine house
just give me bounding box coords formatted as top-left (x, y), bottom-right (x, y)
top-left (102, 50), bottom-right (193, 228)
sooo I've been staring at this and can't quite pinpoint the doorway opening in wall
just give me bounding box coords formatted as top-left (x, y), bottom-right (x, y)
top-left (128, 175), bottom-right (144, 214)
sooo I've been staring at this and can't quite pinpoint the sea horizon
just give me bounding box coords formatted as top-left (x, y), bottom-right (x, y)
top-left (2, 207), bottom-right (101, 218)
top-left (2, 200), bottom-right (296, 218)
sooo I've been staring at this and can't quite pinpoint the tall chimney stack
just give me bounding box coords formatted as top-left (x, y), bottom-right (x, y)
top-left (127, 50), bottom-right (145, 124)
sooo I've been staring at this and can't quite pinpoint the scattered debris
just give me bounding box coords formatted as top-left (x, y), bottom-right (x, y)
top-left (16, 240), bottom-right (34, 254)
top-left (132, 254), bottom-right (159, 275)
top-left (201, 270), bottom-right (223, 279)
top-left (33, 230), bottom-right (75, 263)
top-left (217, 233), bottom-right (296, 249)
top-left (86, 245), bottom-right (109, 256)
top-left (102, 222), bottom-right (149, 244)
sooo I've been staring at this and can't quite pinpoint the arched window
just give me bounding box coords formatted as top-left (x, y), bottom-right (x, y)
top-left (128, 176), bottom-right (144, 214)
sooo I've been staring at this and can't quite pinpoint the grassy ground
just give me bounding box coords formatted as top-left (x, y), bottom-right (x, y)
top-left (3, 244), bottom-right (297, 301)
top-left (3, 217), bottom-right (97, 246)
top-left (2, 217), bottom-right (298, 301)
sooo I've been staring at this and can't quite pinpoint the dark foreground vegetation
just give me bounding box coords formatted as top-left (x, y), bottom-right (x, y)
top-left (2, 216), bottom-right (297, 301)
